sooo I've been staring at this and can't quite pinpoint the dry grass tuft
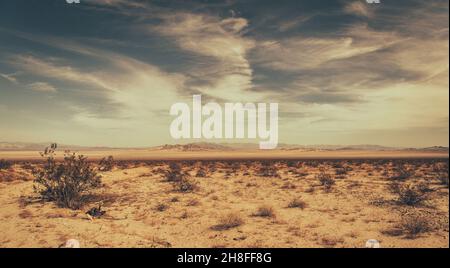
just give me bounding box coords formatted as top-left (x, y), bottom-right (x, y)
top-left (212, 213), bottom-right (245, 230)
top-left (287, 198), bottom-right (307, 209)
top-left (252, 206), bottom-right (276, 218)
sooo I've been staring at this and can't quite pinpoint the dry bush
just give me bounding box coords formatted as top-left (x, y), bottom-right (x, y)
top-left (317, 172), bottom-right (335, 191)
top-left (389, 182), bottom-right (429, 206)
top-left (33, 144), bottom-right (101, 209)
top-left (21, 162), bottom-right (35, 171)
top-left (165, 162), bottom-right (185, 182)
top-left (98, 156), bottom-right (114, 171)
top-left (335, 168), bottom-right (347, 176)
top-left (437, 172), bottom-right (449, 187)
top-left (212, 213), bottom-right (244, 230)
top-left (400, 213), bottom-right (431, 238)
top-left (173, 177), bottom-right (198, 193)
top-left (390, 165), bottom-right (414, 180)
top-left (196, 167), bottom-right (207, 177)
top-left (0, 159), bottom-right (12, 170)
top-left (257, 161), bottom-right (280, 178)
top-left (155, 203), bottom-right (169, 212)
top-left (287, 198), bottom-right (307, 209)
top-left (252, 206), bottom-right (276, 218)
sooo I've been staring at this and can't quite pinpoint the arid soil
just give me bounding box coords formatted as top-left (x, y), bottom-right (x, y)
top-left (0, 157), bottom-right (448, 248)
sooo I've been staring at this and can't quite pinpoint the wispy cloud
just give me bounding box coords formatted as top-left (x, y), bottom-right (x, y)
top-left (28, 82), bottom-right (57, 93)
top-left (152, 12), bottom-right (260, 101)
top-left (0, 72), bottom-right (19, 84)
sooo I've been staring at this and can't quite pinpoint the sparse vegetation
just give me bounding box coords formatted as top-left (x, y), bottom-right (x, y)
top-left (317, 172), bottom-right (335, 191)
top-left (257, 161), bottom-right (280, 178)
top-left (196, 167), bottom-right (207, 177)
top-left (173, 176), bottom-right (198, 193)
top-left (399, 211), bottom-right (431, 238)
top-left (32, 144), bottom-right (101, 209)
top-left (252, 206), bottom-right (276, 218)
top-left (155, 203), bottom-right (169, 212)
top-left (389, 182), bottom-right (429, 206)
top-left (99, 156), bottom-right (115, 171)
top-left (390, 165), bottom-right (414, 180)
top-left (0, 159), bottom-right (12, 170)
top-left (165, 162), bottom-right (185, 182)
top-left (287, 198), bottom-right (307, 209)
top-left (1, 156), bottom-right (448, 247)
top-left (212, 213), bottom-right (245, 230)
top-left (438, 173), bottom-right (449, 187)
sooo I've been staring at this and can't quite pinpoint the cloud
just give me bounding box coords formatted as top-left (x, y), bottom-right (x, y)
top-left (344, 1), bottom-right (374, 18)
top-left (9, 48), bottom-right (186, 130)
top-left (28, 82), bottom-right (57, 93)
top-left (253, 24), bottom-right (400, 72)
top-left (12, 55), bottom-right (114, 91)
top-left (0, 72), bottom-right (18, 84)
top-left (152, 12), bottom-right (261, 101)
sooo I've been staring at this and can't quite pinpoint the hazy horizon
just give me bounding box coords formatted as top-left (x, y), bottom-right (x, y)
top-left (0, 140), bottom-right (448, 150)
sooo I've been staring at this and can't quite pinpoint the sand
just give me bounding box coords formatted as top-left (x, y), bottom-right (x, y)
top-left (0, 155), bottom-right (448, 248)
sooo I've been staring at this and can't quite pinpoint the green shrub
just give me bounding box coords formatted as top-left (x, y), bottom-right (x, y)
top-left (33, 144), bottom-right (101, 209)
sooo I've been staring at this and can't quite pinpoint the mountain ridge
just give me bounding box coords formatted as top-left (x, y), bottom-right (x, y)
top-left (0, 142), bottom-right (448, 152)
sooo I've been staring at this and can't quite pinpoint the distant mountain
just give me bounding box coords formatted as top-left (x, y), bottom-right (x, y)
top-left (0, 142), bottom-right (114, 151)
top-left (0, 141), bottom-right (448, 152)
top-left (156, 142), bottom-right (233, 151)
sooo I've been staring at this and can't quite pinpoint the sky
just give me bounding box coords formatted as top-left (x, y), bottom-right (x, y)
top-left (0, 0), bottom-right (448, 148)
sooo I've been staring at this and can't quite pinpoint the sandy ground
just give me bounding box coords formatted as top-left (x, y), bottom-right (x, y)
top-left (0, 158), bottom-right (448, 248)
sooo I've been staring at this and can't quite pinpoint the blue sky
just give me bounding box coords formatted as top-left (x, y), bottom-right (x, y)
top-left (0, 0), bottom-right (448, 147)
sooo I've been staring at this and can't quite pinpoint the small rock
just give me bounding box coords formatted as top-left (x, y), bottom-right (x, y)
top-left (60, 239), bottom-right (80, 248)
top-left (365, 239), bottom-right (380, 248)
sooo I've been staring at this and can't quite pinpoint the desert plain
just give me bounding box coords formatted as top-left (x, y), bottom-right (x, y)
top-left (0, 147), bottom-right (448, 248)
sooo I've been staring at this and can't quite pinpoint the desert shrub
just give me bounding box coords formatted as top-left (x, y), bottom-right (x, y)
top-left (98, 156), bottom-right (114, 171)
top-left (173, 177), bottom-right (198, 193)
top-left (21, 162), bottom-right (35, 171)
top-left (389, 182), bottom-right (428, 206)
top-left (399, 212), bottom-right (431, 238)
top-left (155, 203), bottom-right (169, 212)
top-left (335, 168), bottom-right (347, 176)
top-left (390, 165), bottom-right (413, 180)
top-left (33, 144), bottom-right (101, 209)
top-left (212, 213), bottom-right (244, 230)
top-left (437, 172), bottom-right (449, 187)
top-left (317, 172), bottom-right (335, 191)
top-left (257, 161), bottom-right (279, 178)
top-left (287, 198), bottom-right (307, 209)
top-left (252, 206), bottom-right (276, 218)
top-left (0, 159), bottom-right (12, 170)
top-left (165, 162), bottom-right (185, 182)
top-left (196, 167), bottom-right (207, 177)
top-left (287, 161), bottom-right (298, 168)
top-left (416, 181), bottom-right (433, 193)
